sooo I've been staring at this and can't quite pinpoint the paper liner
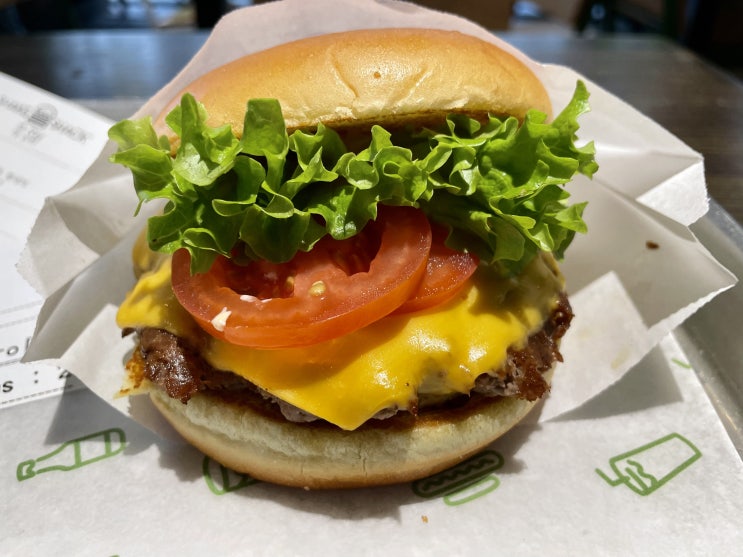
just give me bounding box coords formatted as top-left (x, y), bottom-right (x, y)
top-left (19, 0), bottom-right (736, 429)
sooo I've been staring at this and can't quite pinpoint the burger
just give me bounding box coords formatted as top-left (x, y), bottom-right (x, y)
top-left (108, 28), bottom-right (597, 489)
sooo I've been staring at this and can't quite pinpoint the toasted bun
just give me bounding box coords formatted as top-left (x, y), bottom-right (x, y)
top-left (156, 28), bottom-right (551, 136)
top-left (149, 369), bottom-right (551, 489)
top-left (141, 29), bottom-right (558, 489)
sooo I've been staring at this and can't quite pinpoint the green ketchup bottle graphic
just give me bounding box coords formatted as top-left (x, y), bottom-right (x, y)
top-left (16, 428), bottom-right (127, 481)
top-left (596, 433), bottom-right (701, 496)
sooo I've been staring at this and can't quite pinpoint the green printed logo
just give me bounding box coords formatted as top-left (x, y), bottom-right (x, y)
top-left (412, 449), bottom-right (504, 506)
top-left (202, 456), bottom-right (259, 495)
top-left (16, 428), bottom-right (127, 482)
top-left (596, 433), bottom-right (702, 496)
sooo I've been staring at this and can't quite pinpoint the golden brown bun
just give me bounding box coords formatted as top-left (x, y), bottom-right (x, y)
top-left (148, 370), bottom-right (551, 489)
top-left (156, 28), bottom-right (551, 136)
top-left (141, 29), bottom-right (557, 489)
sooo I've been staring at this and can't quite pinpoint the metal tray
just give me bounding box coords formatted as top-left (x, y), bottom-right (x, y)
top-left (680, 201), bottom-right (743, 458)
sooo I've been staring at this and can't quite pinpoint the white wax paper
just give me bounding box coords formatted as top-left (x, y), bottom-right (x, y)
top-left (19, 0), bottom-right (735, 423)
top-left (4, 334), bottom-right (742, 555)
top-left (5, 1), bottom-right (743, 554)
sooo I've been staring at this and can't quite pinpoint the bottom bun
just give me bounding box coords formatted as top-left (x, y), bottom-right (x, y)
top-left (149, 369), bottom-right (552, 489)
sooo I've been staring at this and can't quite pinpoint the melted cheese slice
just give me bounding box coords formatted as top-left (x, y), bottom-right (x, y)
top-left (117, 253), bottom-right (563, 430)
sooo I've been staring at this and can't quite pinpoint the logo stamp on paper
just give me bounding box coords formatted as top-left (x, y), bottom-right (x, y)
top-left (595, 432), bottom-right (702, 496)
top-left (1, 95), bottom-right (94, 146)
top-left (16, 428), bottom-right (127, 481)
top-left (202, 456), bottom-right (259, 495)
top-left (411, 449), bottom-right (504, 506)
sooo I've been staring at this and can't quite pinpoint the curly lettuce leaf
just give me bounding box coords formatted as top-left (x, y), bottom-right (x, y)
top-left (109, 81), bottom-right (597, 274)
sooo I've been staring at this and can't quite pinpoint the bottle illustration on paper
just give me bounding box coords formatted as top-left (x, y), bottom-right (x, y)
top-left (16, 428), bottom-right (127, 482)
top-left (412, 449), bottom-right (504, 506)
top-left (202, 456), bottom-right (259, 495)
top-left (596, 432), bottom-right (702, 496)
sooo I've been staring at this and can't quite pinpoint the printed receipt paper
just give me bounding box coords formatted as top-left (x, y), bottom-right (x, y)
top-left (0, 72), bottom-right (112, 407)
top-left (10, 1), bottom-right (743, 555)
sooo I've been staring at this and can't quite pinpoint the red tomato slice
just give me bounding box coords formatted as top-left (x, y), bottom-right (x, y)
top-left (393, 223), bottom-right (479, 315)
top-left (171, 206), bottom-right (432, 349)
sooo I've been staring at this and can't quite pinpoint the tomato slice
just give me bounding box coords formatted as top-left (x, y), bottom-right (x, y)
top-left (171, 206), bottom-right (432, 349)
top-left (393, 223), bottom-right (479, 315)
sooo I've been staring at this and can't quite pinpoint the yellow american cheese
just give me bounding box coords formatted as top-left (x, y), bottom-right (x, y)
top-left (117, 252), bottom-right (563, 430)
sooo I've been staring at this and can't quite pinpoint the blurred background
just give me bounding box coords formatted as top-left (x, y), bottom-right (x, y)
top-left (0, 0), bottom-right (741, 79)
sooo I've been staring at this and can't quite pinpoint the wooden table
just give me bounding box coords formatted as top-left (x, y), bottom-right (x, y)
top-left (1, 28), bottom-right (741, 225)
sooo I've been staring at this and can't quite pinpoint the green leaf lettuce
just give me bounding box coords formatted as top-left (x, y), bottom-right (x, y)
top-left (109, 81), bottom-right (597, 274)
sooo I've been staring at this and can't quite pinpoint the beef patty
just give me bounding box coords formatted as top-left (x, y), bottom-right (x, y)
top-left (123, 293), bottom-right (572, 425)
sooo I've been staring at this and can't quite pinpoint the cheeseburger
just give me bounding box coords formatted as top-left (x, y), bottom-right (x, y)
top-left (109, 28), bottom-right (597, 489)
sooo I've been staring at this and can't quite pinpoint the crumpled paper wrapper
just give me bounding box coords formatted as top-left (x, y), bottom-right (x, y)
top-left (9, 1), bottom-right (743, 555)
top-left (19, 1), bottom-right (735, 445)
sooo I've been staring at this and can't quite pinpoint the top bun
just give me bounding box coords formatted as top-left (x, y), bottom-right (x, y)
top-left (158, 28), bottom-right (551, 135)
